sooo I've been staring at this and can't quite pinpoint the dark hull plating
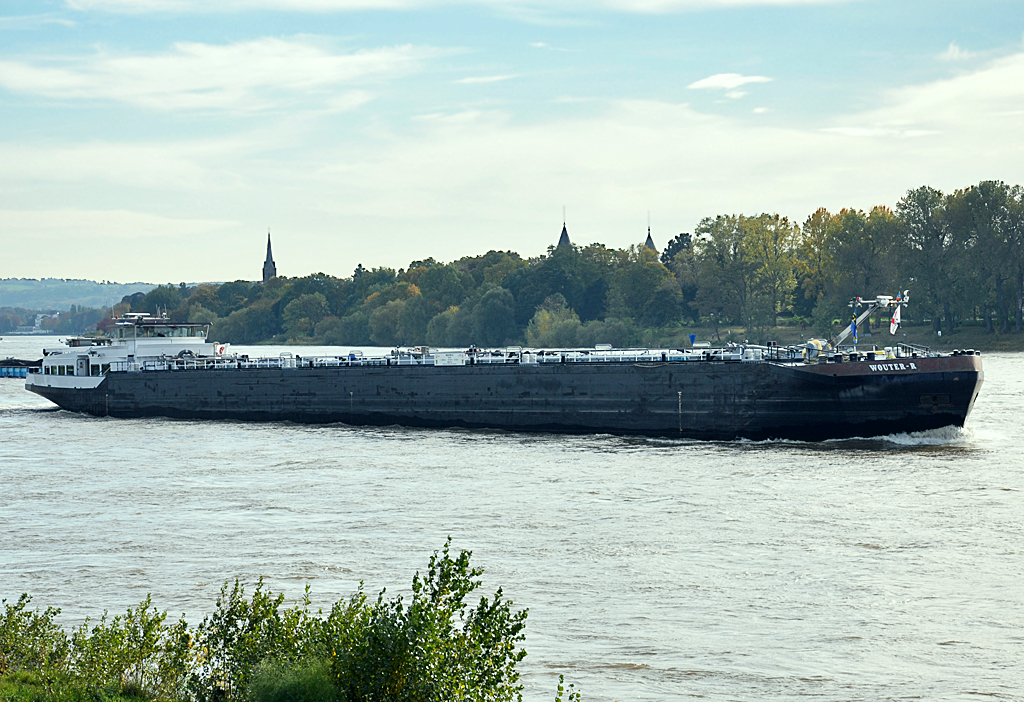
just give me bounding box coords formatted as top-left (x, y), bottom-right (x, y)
top-left (28, 355), bottom-right (983, 441)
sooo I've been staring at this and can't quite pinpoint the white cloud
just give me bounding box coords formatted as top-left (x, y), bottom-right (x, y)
top-left (0, 38), bottom-right (439, 111)
top-left (0, 140), bottom-right (243, 190)
top-left (0, 14), bottom-right (76, 29)
top-left (938, 41), bottom-right (975, 61)
top-left (529, 41), bottom-right (571, 52)
top-left (455, 74), bottom-right (518, 84)
top-left (688, 73), bottom-right (772, 90)
top-left (827, 50), bottom-right (1024, 139)
top-left (6, 44), bottom-right (1024, 282)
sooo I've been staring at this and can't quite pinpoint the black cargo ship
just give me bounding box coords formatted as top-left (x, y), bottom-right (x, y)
top-left (25, 302), bottom-right (983, 441)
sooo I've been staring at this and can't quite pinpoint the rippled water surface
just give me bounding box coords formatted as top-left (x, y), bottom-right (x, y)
top-left (2, 336), bottom-right (1022, 701)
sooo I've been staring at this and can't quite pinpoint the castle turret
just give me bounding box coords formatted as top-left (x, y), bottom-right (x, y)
top-left (557, 222), bottom-right (571, 248)
top-left (263, 232), bottom-right (277, 283)
top-left (644, 226), bottom-right (657, 252)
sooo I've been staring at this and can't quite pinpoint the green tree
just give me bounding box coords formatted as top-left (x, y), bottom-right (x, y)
top-left (283, 293), bottom-right (330, 339)
top-left (336, 311), bottom-right (372, 345)
top-left (140, 285), bottom-right (183, 316)
top-left (577, 317), bottom-right (641, 347)
top-left (691, 215), bottom-right (751, 326)
top-left (187, 303), bottom-right (219, 325)
top-left (413, 264), bottom-right (473, 310)
top-left (607, 246), bottom-right (682, 328)
top-left (188, 284), bottom-right (221, 316)
top-left (216, 280), bottom-right (256, 316)
top-left (796, 207), bottom-right (836, 324)
top-left (425, 306), bottom-right (463, 347)
top-left (397, 294), bottom-right (436, 344)
top-left (897, 185), bottom-right (962, 332)
top-left (660, 232), bottom-right (692, 266)
top-left (525, 294), bottom-right (582, 347)
top-left (471, 287), bottom-right (517, 346)
top-left (947, 181), bottom-right (1024, 333)
top-left (369, 299), bottom-right (405, 346)
top-left (798, 207), bottom-right (901, 336)
top-left (744, 213), bottom-right (798, 332)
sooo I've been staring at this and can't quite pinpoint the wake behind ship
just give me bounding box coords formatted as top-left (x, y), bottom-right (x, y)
top-left (25, 300), bottom-right (983, 441)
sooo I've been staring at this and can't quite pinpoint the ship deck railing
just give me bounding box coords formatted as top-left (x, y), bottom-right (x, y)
top-left (82, 342), bottom-right (948, 376)
top-left (108, 348), bottom-right (792, 374)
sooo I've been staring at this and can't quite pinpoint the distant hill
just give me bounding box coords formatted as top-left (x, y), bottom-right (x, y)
top-left (0, 278), bottom-right (157, 311)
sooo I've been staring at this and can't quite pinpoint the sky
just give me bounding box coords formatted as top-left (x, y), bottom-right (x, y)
top-left (1, 0), bottom-right (1023, 284)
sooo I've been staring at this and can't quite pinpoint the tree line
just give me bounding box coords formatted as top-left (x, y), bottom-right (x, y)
top-left (0, 305), bottom-right (108, 335)
top-left (94, 180), bottom-right (1024, 347)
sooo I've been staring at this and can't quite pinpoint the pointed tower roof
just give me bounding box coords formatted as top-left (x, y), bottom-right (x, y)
top-left (644, 226), bottom-right (657, 252)
top-left (557, 222), bottom-right (571, 248)
top-left (263, 231), bottom-right (277, 283)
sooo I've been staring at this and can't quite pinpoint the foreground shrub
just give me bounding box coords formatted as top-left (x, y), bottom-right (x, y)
top-left (2, 541), bottom-right (534, 702)
top-left (70, 595), bottom-right (191, 699)
top-left (328, 538), bottom-right (528, 702)
top-left (249, 659), bottom-right (338, 702)
top-left (1, 596), bottom-right (69, 679)
top-left (186, 581), bottom-right (325, 702)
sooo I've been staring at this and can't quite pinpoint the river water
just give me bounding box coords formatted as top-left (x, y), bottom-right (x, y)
top-left (1, 336), bottom-right (1022, 701)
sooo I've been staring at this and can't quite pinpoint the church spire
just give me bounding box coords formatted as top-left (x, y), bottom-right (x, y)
top-left (263, 230), bottom-right (277, 283)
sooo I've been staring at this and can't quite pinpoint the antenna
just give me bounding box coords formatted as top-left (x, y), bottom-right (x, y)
top-left (562, 205), bottom-right (566, 225)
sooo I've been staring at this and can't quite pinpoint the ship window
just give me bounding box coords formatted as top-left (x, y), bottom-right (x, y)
top-left (91, 364), bottom-right (100, 376)
top-left (101, 364), bottom-right (110, 374)
top-left (44, 366), bottom-right (50, 375)
top-left (57, 366), bottom-right (64, 375)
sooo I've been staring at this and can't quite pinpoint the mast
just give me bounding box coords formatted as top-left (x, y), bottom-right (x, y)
top-left (831, 292), bottom-right (908, 347)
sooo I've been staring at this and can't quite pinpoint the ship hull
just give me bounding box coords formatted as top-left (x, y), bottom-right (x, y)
top-left (26, 354), bottom-right (983, 441)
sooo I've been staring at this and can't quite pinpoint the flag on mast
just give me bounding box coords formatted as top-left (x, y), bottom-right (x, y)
top-left (851, 315), bottom-right (858, 344)
top-left (890, 305), bottom-right (901, 335)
